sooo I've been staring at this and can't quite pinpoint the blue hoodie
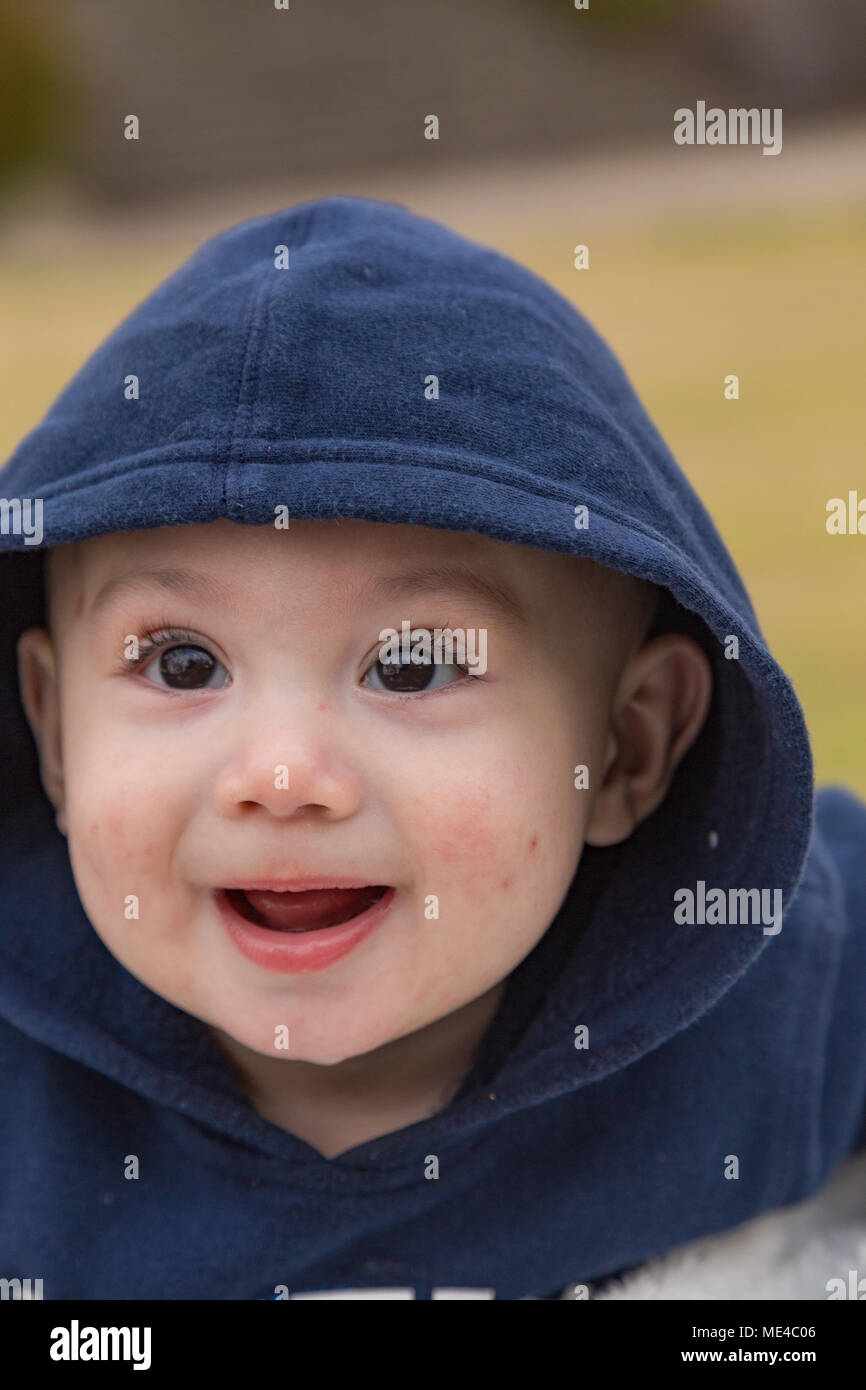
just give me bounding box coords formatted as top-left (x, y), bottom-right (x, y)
top-left (1, 196), bottom-right (865, 1301)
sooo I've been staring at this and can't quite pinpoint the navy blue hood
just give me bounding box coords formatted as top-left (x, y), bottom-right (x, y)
top-left (1, 195), bottom-right (865, 1300)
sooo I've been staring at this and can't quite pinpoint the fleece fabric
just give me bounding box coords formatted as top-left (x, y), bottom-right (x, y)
top-left (1, 196), bottom-right (865, 1301)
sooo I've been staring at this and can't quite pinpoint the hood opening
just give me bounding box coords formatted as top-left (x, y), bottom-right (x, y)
top-left (0, 197), bottom-right (814, 1170)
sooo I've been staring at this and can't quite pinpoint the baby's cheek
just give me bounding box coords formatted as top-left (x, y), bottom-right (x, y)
top-left (427, 787), bottom-right (497, 863)
top-left (437, 778), bottom-right (581, 909)
top-left (419, 782), bottom-right (537, 897)
top-left (69, 771), bottom-right (158, 879)
top-left (68, 794), bottom-right (175, 962)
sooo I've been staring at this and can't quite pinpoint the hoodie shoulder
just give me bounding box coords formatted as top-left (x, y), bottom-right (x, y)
top-left (810, 785), bottom-right (866, 1158)
top-left (815, 784), bottom-right (866, 863)
top-left (590, 1146), bottom-right (866, 1301)
top-left (813, 784), bottom-right (866, 939)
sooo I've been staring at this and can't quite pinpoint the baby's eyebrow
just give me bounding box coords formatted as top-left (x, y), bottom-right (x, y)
top-left (358, 565), bottom-right (529, 630)
top-left (88, 567), bottom-right (240, 621)
top-left (87, 561), bottom-right (529, 629)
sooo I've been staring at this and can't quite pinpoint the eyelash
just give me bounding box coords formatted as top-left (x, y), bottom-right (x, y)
top-left (113, 619), bottom-right (480, 701)
top-left (360, 615), bottom-right (478, 702)
top-left (364, 626), bottom-right (477, 702)
top-left (113, 624), bottom-right (216, 679)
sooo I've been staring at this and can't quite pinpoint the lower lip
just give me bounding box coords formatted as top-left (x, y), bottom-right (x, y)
top-left (215, 886), bottom-right (396, 974)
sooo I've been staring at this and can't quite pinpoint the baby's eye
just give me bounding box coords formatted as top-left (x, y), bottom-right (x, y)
top-left (141, 643), bottom-right (229, 691)
top-left (362, 652), bottom-right (467, 697)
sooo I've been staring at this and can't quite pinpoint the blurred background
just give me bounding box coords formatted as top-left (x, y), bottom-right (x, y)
top-left (1, 0), bottom-right (864, 791)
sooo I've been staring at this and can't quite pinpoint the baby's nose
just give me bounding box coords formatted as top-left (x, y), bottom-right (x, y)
top-left (213, 725), bottom-right (361, 821)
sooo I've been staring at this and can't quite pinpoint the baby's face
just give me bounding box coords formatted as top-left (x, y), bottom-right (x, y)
top-left (28, 519), bottom-right (642, 1065)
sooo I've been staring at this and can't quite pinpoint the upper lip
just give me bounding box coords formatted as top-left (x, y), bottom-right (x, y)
top-left (219, 878), bottom-right (388, 893)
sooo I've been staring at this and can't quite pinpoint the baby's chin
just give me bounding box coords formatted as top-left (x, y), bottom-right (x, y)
top-left (195, 966), bottom-right (423, 1068)
top-left (206, 1011), bottom-right (422, 1069)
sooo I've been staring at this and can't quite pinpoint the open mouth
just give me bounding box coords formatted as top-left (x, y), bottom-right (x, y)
top-left (223, 885), bottom-right (390, 933)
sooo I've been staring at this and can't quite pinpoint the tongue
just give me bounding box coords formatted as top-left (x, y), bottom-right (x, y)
top-left (241, 886), bottom-right (382, 932)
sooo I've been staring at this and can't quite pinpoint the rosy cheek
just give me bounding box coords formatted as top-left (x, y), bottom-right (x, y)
top-left (422, 794), bottom-right (539, 905)
top-left (424, 789), bottom-right (500, 866)
top-left (81, 807), bottom-right (139, 869)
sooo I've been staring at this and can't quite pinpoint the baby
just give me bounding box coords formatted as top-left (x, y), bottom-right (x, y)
top-left (22, 516), bottom-right (683, 1160)
top-left (1, 196), bottom-right (864, 1301)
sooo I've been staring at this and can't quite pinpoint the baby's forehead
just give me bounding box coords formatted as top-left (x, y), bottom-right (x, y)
top-left (46, 518), bottom-right (627, 630)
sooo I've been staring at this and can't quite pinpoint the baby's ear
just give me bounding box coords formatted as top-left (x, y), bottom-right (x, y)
top-left (584, 634), bottom-right (713, 847)
top-left (17, 627), bottom-right (67, 836)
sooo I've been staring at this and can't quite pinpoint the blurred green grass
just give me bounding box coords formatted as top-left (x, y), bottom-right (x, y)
top-left (1, 200), bottom-right (864, 793)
